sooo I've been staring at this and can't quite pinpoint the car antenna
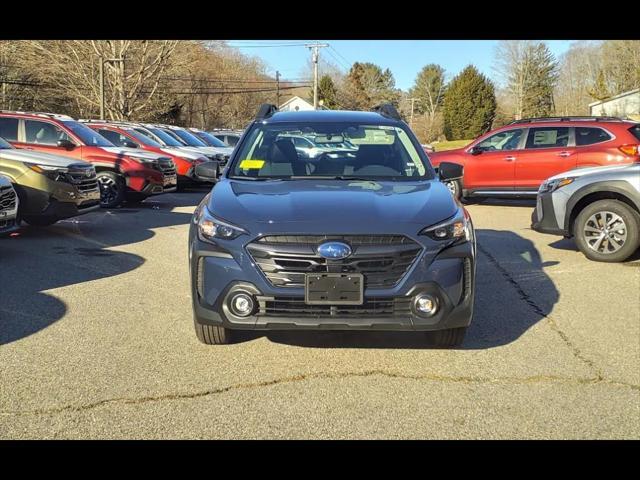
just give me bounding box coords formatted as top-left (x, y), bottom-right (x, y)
top-left (256, 104), bottom-right (278, 121)
top-left (371, 103), bottom-right (401, 121)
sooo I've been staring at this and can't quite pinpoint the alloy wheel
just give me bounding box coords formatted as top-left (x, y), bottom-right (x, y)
top-left (97, 175), bottom-right (119, 206)
top-left (583, 210), bottom-right (627, 254)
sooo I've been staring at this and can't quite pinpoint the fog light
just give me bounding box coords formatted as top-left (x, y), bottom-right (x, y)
top-left (414, 294), bottom-right (438, 316)
top-left (229, 292), bottom-right (255, 317)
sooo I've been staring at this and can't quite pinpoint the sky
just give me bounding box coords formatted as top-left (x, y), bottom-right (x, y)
top-left (228, 40), bottom-right (576, 91)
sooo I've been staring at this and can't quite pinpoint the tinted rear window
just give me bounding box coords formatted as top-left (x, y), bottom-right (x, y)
top-left (629, 125), bottom-right (640, 141)
top-left (0, 117), bottom-right (18, 141)
top-left (575, 127), bottom-right (612, 146)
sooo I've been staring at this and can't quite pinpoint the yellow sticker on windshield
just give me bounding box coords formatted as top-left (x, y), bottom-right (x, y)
top-left (239, 159), bottom-right (265, 169)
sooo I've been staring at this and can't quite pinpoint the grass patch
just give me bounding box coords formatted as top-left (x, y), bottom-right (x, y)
top-left (432, 139), bottom-right (472, 152)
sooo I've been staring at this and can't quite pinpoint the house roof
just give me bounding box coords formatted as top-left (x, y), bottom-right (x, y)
top-left (279, 96), bottom-right (314, 110)
top-left (588, 88), bottom-right (640, 107)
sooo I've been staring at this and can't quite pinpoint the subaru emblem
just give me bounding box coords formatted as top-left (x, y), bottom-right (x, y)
top-left (317, 241), bottom-right (352, 260)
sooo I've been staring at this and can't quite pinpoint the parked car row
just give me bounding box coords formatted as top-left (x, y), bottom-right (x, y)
top-left (0, 110), bottom-right (240, 229)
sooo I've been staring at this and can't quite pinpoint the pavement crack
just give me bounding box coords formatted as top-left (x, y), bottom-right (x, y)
top-left (477, 243), bottom-right (605, 381)
top-left (1, 370), bottom-right (637, 418)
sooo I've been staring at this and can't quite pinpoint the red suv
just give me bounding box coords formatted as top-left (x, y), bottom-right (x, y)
top-left (81, 121), bottom-right (212, 189)
top-left (0, 112), bottom-right (177, 207)
top-left (429, 117), bottom-right (640, 201)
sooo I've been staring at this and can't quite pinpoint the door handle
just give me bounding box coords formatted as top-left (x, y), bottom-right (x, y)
top-left (504, 156), bottom-right (516, 162)
top-left (557, 151), bottom-right (572, 157)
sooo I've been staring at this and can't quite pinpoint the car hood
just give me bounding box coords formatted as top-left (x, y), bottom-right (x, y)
top-left (208, 179), bottom-right (458, 231)
top-left (197, 146), bottom-right (234, 156)
top-left (160, 147), bottom-right (203, 160)
top-left (0, 148), bottom-right (90, 167)
top-left (545, 164), bottom-right (636, 182)
top-left (99, 147), bottom-right (168, 160)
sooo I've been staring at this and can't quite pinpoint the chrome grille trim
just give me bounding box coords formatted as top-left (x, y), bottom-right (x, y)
top-left (0, 185), bottom-right (17, 211)
top-left (247, 235), bottom-right (422, 289)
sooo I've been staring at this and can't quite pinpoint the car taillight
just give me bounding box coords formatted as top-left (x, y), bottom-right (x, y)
top-left (618, 144), bottom-right (640, 156)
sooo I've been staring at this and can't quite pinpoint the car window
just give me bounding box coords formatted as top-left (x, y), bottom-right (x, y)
top-left (124, 128), bottom-right (163, 147)
top-left (25, 120), bottom-right (73, 145)
top-left (97, 129), bottom-right (136, 147)
top-left (62, 121), bottom-right (113, 147)
top-left (231, 122), bottom-right (431, 180)
top-left (575, 127), bottom-right (612, 146)
top-left (475, 129), bottom-right (524, 152)
top-left (193, 130), bottom-right (228, 147)
top-left (0, 118), bottom-right (19, 141)
top-left (525, 127), bottom-right (569, 149)
top-left (628, 125), bottom-right (640, 141)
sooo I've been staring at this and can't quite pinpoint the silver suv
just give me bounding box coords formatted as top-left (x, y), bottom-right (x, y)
top-left (532, 163), bottom-right (640, 262)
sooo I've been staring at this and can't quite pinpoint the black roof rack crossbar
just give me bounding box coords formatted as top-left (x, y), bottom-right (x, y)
top-left (508, 116), bottom-right (624, 125)
top-left (256, 104), bottom-right (278, 121)
top-left (371, 103), bottom-right (401, 121)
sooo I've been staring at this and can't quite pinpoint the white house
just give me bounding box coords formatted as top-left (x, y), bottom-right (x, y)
top-left (589, 88), bottom-right (640, 120)
top-left (279, 96), bottom-right (327, 112)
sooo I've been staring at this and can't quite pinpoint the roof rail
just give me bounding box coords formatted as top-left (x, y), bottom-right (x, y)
top-left (508, 116), bottom-right (625, 125)
top-left (0, 110), bottom-right (74, 120)
top-left (371, 103), bottom-right (401, 121)
top-left (256, 104), bottom-right (278, 121)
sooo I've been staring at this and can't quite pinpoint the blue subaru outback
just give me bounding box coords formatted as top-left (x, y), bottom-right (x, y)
top-left (189, 104), bottom-right (476, 347)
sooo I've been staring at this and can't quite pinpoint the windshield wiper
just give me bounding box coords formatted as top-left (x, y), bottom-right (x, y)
top-left (287, 175), bottom-right (378, 181)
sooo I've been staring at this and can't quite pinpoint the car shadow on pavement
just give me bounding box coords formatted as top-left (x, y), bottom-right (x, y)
top-left (261, 229), bottom-right (559, 350)
top-left (0, 193), bottom-right (202, 345)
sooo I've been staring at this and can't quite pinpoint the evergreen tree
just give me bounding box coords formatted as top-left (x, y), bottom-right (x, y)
top-left (521, 43), bottom-right (558, 117)
top-left (340, 62), bottom-right (400, 110)
top-left (316, 75), bottom-right (339, 109)
top-left (443, 65), bottom-right (496, 140)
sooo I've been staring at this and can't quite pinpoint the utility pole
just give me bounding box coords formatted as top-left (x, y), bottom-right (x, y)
top-left (99, 57), bottom-right (124, 120)
top-left (305, 42), bottom-right (329, 109)
top-left (275, 70), bottom-right (280, 107)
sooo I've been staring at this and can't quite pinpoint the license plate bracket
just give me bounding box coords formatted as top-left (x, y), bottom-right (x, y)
top-left (305, 273), bottom-right (363, 305)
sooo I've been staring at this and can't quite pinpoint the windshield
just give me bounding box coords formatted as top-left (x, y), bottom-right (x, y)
top-left (0, 136), bottom-right (13, 149)
top-left (166, 128), bottom-right (208, 147)
top-left (143, 127), bottom-right (184, 147)
top-left (230, 122), bottom-right (433, 180)
top-left (124, 128), bottom-right (163, 148)
top-left (63, 121), bottom-right (113, 147)
top-left (193, 130), bottom-right (228, 148)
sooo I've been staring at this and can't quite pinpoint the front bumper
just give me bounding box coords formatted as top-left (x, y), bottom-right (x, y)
top-left (531, 192), bottom-right (567, 236)
top-left (191, 235), bottom-right (476, 332)
top-left (16, 177), bottom-right (101, 222)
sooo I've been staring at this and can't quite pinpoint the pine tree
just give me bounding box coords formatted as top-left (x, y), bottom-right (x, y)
top-left (521, 43), bottom-right (558, 117)
top-left (443, 65), bottom-right (496, 140)
top-left (317, 75), bottom-right (338, 109)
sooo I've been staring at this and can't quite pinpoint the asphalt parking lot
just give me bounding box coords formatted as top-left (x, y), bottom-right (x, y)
top-left (1, 188), bottom-right (638, 439)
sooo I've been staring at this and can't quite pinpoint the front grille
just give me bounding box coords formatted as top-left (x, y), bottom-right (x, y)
top-left (256, 295), bottom-right (412, 318)
top-left (0, 185), bottom-right (17, 211)
top-left (66, 164), bottom-right (98, 193)
top-left (247, 235), bottom-right (422, 289)
top-left (157, 157), bottom-right (177, 175)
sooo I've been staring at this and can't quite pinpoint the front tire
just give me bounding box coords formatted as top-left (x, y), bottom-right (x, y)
top-left (194, 317), bottom-right (233, 345)
top-left (429, 327), bottom-right (467, 348)
top-left (574, 200), bottom-right (640, 263)
top-left (97, 171), bottom-right (126, 208)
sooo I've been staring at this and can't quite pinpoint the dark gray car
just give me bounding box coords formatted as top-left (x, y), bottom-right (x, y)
top-left (532, 163), bottom-right (640, 262)
top-left (189, 104), bottom-right (476, 347)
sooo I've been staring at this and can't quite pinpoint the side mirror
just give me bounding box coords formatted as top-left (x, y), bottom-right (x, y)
top-left (194, 161), bottom-right (220, 182)
top-left (438, 162), bottom-right (463, 181)
top-left (122, 140), bottom-right (139, 148)
top-left (57, 139), bottom-right (76, 150)
top-left (468, 146), bottom-right (482, 155)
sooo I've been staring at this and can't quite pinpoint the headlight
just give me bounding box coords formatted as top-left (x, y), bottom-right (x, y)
top-left (420, 207), bottom-right (471, 242)
top-left (539, 177), bottom-right (575, 194)
top-left (28, 164), bottom-right (69, 181)
top-left (195, 205), bottom-right (247, 242)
